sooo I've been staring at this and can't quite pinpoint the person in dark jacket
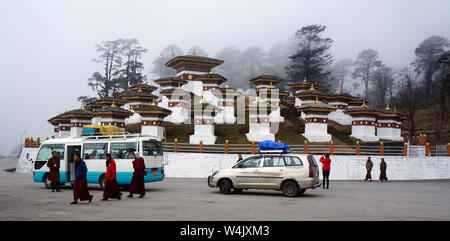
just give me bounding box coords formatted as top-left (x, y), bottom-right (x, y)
top-left (379, 158), bottom-right (388, 182)
top-left (70, 152), bottom-right (93, 204)
top-left (47, 151), bottom-right (61, 192)
top-left (237, 154), bottom-right (243, 163)
top-left (102, 153), bottom-right (122, 201)
top-left (128, 152), bottom-right (146, 198)
top-left (365, 157), bottom-right (373, 181)
top-left (319, 154), bottom-right (331, 189)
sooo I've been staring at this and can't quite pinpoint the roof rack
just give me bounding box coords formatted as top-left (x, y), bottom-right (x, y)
top-left (82, 132), bottom-right (158, 140)
top-left (258, 149), bottom-right (290, 155)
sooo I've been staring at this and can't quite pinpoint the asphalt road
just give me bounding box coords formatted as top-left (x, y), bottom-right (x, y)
top-left (1, 158), bottom-right (449, 220)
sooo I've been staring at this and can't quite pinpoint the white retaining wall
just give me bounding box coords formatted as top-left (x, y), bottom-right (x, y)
top-left (164, 153), bottom-right (450, 180)
top-left (16, 147), bottom-right (39, 174)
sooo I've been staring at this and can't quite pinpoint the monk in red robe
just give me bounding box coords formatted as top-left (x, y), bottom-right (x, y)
top-left (47, 151), bottom-right (61, 192)
top-left (71, 152), bottom-right (93, 204)
top-left (102, 153), bottom-right (122, 201)
top-left (128, 152), bottom-right (146, 198)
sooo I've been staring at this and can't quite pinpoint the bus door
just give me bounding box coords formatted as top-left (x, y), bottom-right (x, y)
top-left (67, 145), bottom-right (81, 182)
top-left (142, 140), bottom-right (164, 169)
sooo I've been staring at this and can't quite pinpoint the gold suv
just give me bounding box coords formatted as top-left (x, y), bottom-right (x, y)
top-left (208, 153), bottom-right (321, 197)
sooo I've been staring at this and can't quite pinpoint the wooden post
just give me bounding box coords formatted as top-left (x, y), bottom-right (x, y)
top-left (425, 142), bottom-right (430, 156)
top-left (304, 140), bottom-right (308, 154)
top-left (330, 141), bottom-right (334, 155)
top-left (447, 143), bottom-right (450, 156)
top-left (251, 141), bottom-right (255, 154)
top-left (404, 142), bottom-right (408, 156)
top-left (174, 138), bottom-right (178, 152)
top-left (423, 134), bottom-right (427, 146)
top-left (36, 137), bottom-right (40, 147)
top-left (199, 140), bottom-right (203, 153)
top-left (356, 141), bottom-right (360, 155)
top-left (380, 142), bottom-right (384, 156)
top-left (225, 140), bottom-right (229, 154)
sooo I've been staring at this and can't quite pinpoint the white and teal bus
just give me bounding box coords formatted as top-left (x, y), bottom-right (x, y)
top-left (32, 134), bottom-right (167, 189)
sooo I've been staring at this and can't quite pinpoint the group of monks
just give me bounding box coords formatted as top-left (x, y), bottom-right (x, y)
top-left (46, 151), bottom-right (147, 205)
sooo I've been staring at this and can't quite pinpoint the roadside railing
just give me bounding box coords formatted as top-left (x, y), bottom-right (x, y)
top-left (163, 140), bottom-right (450, 156)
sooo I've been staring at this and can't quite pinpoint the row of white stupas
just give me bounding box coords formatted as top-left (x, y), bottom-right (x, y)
top-left (48, 51), bottom-right (406, 144)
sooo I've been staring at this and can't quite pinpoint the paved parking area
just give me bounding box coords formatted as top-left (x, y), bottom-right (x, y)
top-left (1, 159), bottom-right (449, 220)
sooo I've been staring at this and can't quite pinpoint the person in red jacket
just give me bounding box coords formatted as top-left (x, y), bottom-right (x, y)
top-left (319, 154), bottom-right (331, 189)
top-left (102, 153), bottom-right (122, 201)
top-left (127, 152), bottom-right (146, 198)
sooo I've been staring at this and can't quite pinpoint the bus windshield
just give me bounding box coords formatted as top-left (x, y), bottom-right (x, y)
top-left (143, 140), bottom-right (163, 156)
top-left (36, 144), bottom-right (65, 161)
top-left (35, 144), bottom-right (65, 170)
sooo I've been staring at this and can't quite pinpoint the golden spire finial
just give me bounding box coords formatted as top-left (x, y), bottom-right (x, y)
top-left (264, 70), bottom-right (268, 76)
top-left (151, 99), bottom-right (156, 106)
top-left (385, 104), bottom-right (390, 110)
top-left (303, 76), bottom-right (307, 83)
top-left (80, 105), bottom-right (84, 110)
top-left (361, 100), bottom-right (367, 107)
top-left (225, 81), bottom-right (229, 88)
top-left (109, 92), bottom-right (113, 97)
top-left (177, 82), bottom-right (181, 89)
top-left (209, 70), bottom-right (213, 74)
top-left (352, 91), bottom-right (356, 97)
top-left (141, 80), bottom-right (145, 85)
top-left (111, 100), bottom-right (117, 108)
top-left (192, 49), bottom-right (196, 56)
top-left (315, 95), bottom-right (320, 103)
top-left (169, 72), bottom-right (173, 77)
top-left (270, 81), bottom-right (273, 88)
top-left (138, 86), bottom-right (143, 93)
top-left (394, 106), bottom-right (397, 112)
top-left (309, 84), bottom-right (316, 91)
top-left (202, 99), bottom-right (207, 104)
top-left (335, 88), bottom-right (341, 94)
top-left (257, 97), bottom-right (262, 103)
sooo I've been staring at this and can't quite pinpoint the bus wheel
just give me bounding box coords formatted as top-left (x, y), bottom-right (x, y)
top-left (99, 175), bottom-right (106, 190)
top-left (43, 174), bottom-right (51, 189)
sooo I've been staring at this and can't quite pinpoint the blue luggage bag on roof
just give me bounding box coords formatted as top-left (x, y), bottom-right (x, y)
top-left (259, 140), bottom-right (290, 152)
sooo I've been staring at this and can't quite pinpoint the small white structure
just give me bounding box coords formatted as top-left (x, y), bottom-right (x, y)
top-left (250, 72), bottom-right (285, 123)
top-left (60, 108), bottom-right (94, 137)
top-left (376, 105), bottom-right (406, 141)
top-left (92, 103), bottom-right (133, 132)
top-left (297, 98), bottom-right (336, 142)
top-left (189, 101), bottom-right (219, 144)
top-left (344, 102), bottom-right (382, 142)
top-left (155, 75), bottom-right (191, 124)
top-left (134, 104), bottom-right (172, 141)
top-left (325, 89), bottom-right (353, 125)
top-left (245, 98), bottom-right (275, 142)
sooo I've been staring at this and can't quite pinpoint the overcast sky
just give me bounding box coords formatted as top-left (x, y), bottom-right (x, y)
top-left (0, 0), bottom-right (449, 155)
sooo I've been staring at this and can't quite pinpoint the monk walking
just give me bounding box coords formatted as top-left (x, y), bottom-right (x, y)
top-left (379, 158), bottom-right (388, 182)
top-left (71, 152), bottom-right (93, 204)
top-left (47, 151), bottom-right (61, 192)
top-left (102, 153), bottom-right (122, 201)
top-left (365, 157), bottom-right (373, 181)
top-left (128, 152), bottom-right (146, 198)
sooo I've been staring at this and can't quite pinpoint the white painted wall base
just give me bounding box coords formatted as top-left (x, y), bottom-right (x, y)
top-left (16, 147), bottom-right (39, 174)
top-left (163, 153), bottom-right (450, 180)
top-left (328, 109), bottom-right (352, 126)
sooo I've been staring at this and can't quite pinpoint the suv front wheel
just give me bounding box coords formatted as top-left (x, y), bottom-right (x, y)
top-left (282, 180), bottom-right (299, 197)
top-left (218, 179), bottom-right (232, 194)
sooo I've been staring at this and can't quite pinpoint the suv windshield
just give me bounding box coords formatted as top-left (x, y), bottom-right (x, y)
top-left (234, 156), bottom-right (262, 168)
